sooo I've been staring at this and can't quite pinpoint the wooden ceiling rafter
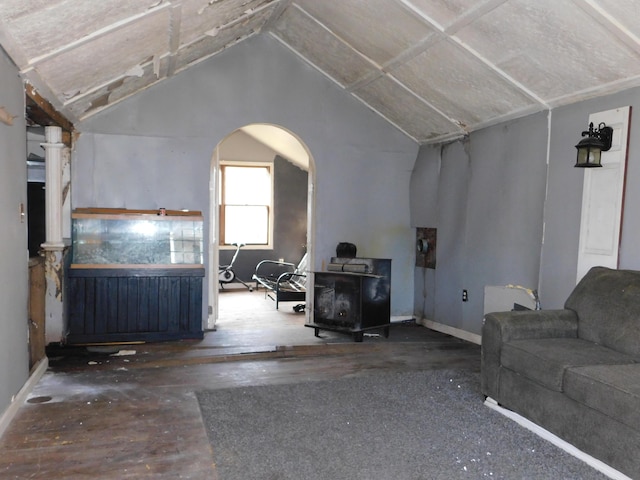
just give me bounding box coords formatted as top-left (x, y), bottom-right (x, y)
top-left (25, 83), bottom-right (74, 147)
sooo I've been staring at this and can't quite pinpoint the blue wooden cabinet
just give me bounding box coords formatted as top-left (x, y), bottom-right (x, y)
top-left (66, 209), bottom-right (205, 344)
top-left (66, 267), bottom-right (204, 344)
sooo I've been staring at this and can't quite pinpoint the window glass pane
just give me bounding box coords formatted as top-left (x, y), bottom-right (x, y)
top-left (224, 205), bottom-right (268, 244)
top-left (224, 166), bottom-right (271, 205)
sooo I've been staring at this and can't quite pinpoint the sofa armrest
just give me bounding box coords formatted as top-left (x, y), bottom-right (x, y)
top-left (481, 309), bottom-right (578, 400)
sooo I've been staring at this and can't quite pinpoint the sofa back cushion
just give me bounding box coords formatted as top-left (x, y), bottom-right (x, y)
top-left (565, 266), bottom-right (640, 356)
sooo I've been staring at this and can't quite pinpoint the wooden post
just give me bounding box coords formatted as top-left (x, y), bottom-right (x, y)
top-left (28, 257), bottom-right (46, 370)
top-left (41, 126), bottom-right (64, 249)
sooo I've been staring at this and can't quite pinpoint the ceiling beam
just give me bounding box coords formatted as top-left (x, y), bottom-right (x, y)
top-left (262, 0), bottom-right (294, 31)
top-left (573, 0), bottom-right (640, 55)
top-left (166, 3), bottom-right (183, 77)
top-left (26, 83), bottom-right (74, 146)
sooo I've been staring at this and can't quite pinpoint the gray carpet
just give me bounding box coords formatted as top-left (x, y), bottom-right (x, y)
top-left (196, 369), bottom-right (609, 480)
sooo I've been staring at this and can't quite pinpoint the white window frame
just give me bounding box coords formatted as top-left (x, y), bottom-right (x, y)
top-left (219, 160), bottom-right (274, 250)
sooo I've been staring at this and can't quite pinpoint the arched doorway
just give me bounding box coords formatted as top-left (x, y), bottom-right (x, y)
top-left (208, 123), bottom-right (315, 331)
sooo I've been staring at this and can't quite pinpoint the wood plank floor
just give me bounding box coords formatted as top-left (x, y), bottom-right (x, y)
top-left (0, 289), bottom-right (480, 479)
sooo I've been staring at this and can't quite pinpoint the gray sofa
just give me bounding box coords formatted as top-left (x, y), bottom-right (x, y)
top-left (482, 266), bottom-right (640, 479)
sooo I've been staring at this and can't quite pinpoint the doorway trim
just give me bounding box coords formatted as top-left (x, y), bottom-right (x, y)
top-left (207, 124), bottom-right (315, 330)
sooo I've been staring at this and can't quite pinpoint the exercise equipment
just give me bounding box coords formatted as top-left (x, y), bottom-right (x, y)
top-left (219, 243), bottom-right (253, 291)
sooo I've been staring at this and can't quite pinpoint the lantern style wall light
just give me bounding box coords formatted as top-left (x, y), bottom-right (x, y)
top-left (574, 122), bottom-right (613, 168)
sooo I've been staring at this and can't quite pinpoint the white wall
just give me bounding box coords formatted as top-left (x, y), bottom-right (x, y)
top-left (74, 34), bottom-right (419, 318)
top-left (0, 49), bottom-right (29, 414)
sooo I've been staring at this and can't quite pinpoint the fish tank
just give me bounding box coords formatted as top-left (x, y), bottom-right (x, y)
top-left (71, 208), bottom-right (204, 267)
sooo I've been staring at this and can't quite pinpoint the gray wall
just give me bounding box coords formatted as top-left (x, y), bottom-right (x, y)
top-left (272, 156), bottom-right (308, 266)
top-left (540, 88), bottom-right (640, 307)
top-left (0, 49), bottom-right (29, 414)
top-left (411, 112), bottom-right (549, 336)
top-left (74, 34), bottom-right (419, 317)
top-left (413, 87), bottom-right (640, 338)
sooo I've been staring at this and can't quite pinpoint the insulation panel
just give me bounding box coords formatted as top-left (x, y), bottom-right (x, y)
top-left (294, 0), bottom-right (435, 66)
top-left (354, 74), bottom-right (462, 142)
top-left (1, 0), bottom-right (640, 143)
top-left (179, 0), bottom-right (276, 45)
top-left (391, 38), bottom-right (536, 127)
top-left (455, 0), bottom-right (640, 101)
top-left (270, 5), bottom-right (378, 87)
top-left (35, 11), bottom-right (171, 97)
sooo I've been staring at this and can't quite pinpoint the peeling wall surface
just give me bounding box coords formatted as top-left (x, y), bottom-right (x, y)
top-left (0, 49), bottom-right (29, 413)
top-left (74, 35), bottom-right (419, 317)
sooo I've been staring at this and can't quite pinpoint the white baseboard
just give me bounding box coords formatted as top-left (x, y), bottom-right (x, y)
top-left (0, 357), bottom-right (49, 440)
top-left (484, 397), bottom-right (633, 480)
top-left (390, 315), bottom-right (414, 323)
top-left (417, 317), bottom-right (482, 345)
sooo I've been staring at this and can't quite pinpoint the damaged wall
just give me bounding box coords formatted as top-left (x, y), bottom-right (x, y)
top-left (74, 34), bottom-right (418, 318)
top-left (413, 85), bottom-right (640, 340)
top-left (0, 49), bottom-right (29, 415)
top-left (411, 111), bottom-right (548, 338)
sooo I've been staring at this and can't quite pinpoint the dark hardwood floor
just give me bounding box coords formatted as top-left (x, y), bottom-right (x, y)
top-left (0, 288), bottom-right (480, 479)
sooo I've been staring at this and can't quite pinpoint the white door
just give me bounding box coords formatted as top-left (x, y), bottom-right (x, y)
top-left (576, 106), bottom-right (631, 282)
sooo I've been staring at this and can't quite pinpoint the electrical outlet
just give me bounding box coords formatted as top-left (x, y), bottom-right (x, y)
top-left (462, 289), bottom-right (468, 302)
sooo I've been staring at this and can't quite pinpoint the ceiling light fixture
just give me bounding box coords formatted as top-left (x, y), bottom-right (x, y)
top-left (574, 122), bottom-right (613, 168)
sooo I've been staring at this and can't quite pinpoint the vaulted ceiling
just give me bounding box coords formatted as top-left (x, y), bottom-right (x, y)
top-left (2, 0), bottom-right (640, 144)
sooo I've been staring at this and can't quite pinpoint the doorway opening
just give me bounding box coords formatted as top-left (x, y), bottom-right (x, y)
top-left (208, 123), bottom-right (315, 343)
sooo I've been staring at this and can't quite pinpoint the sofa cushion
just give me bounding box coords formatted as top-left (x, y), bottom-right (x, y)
top-left (564, 364), bottom-right (640, 432)
top-left (565, 266), bottom-right (640, 356)
top-left (501, 337), bottom-right (637, 392)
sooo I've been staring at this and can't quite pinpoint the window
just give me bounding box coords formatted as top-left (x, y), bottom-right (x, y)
top-left (220, 162), bottom-right (273, 247)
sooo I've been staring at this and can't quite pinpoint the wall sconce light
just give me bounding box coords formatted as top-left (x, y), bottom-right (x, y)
top-left (574, 122), bottom-right (613, 168)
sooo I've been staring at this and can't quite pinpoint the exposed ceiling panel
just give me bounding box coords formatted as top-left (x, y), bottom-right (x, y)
top-left (35, 11), bottom-right (171, 97)
top-left (354, 74), bottom-right (462, 142)
top-left (408, 0), bottom-right (499, 28)
top-left (454, 0), bottom-right (640, 103)
top-left (390, 38), bottom-right (537, 128)
top-left (593, 0), bottom-right (640, 39)
top-left (173, 6), bottom-right (273, 72)
top-left (5, 1), bottom-right (154, 58)
top-left (271, 5), bottom-right (379, 87)
top-left (295, 0), bottom-right (436, 66)
top-left (3, 0), bottom-right (640, 145)
top-left (179, 0), bottom-right (275, 43)
top-left (65, 59), bottom-right (170, 120)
